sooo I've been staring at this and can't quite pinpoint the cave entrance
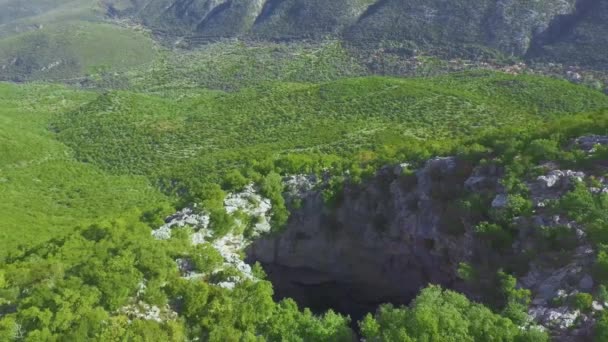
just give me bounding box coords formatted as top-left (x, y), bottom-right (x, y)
top-left (245, 159), bottom-right (466, 325)
top-left (256, 263), bottom-right (416, 324)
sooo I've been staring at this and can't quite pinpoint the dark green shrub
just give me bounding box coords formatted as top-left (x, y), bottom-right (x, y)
top-left (222, 170), bottom-right (249, 192)
top-left (596, 312), bottom-right (608, 341)
top-left (475, 222), bottom-right (513, 249)
top-left (595, 245), bottom-right (608, 283)
top-left (572, 293), bottom-right (593, 312)
top-left (526, 139), bottom-right (560, 162)
top-left (457, 262), bottom-right (476, 282)
top-left (539, 226), bottom-right (578, 252)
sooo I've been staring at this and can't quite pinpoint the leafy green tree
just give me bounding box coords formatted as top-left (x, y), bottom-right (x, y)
top-left (0, 316), bottom-right (18, 341)
top-left (360, 285), bottom-right (545, 342)
top-left (596, 312), bottom-right (608, 341)
top-left (475, 222), bottom-right (513, 249)
top-left (260, 172), bottom-right (289, 229)
top-left (595, 244), bottom-right (608, 283)
top-left (499, 271), bottom-right (531, 325)
top-left (572, 293), bottom-right (593, 312)
top-left (263, 299), bottom-right (353, 342)
top-left (558, 182), bottom-right (599, 223)
top-left (457, 262), bottom-right (477, 282)
top-left (526, 139), bottom-right (560, 162)
top-left (597, 285), bottom-right (608, 303)
top-left (223, 170), bottom-right (249, 191)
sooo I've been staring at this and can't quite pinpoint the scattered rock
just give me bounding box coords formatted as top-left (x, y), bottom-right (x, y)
top-left (537, 170), bottom-right (585, 189)
top-left (224, 184), bottom-right (272, 235)
top-left (191, 231), bottom-right (209, 245)
top-left (151, 225), bottom-right (171, 240)
top-left (530, 306), bottom-right (580, 330)
top-left (120, 302), bottom-right (178, 323)
top-left (492, 194), bottom-right (508, 208)
top-left (576, 135), bottom-right (608, 152)
top-left (593, 301), bottom-right (604, 312)
top-left (152, 207), bottom-right (210, 240)
top-left (284, 174), bottom-right (320, 200)
top-left (579, 275), bottom-right (594, 291)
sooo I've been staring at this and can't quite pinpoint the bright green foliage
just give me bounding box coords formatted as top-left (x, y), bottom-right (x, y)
top-left (0, 34), bottom-right (607, 341)
top-left (475, 222), bottom-right (513, 250)
top-left (257, 299), bottom-right (354, 341)
top-left (0, 83), bottom-right (169, 259)
top-left (127, 41), bottom-right (367, 92)
top-left (260, 172), bottom-right (289, 230)
top-left (558, 182), bottom-right (602, 223)
top-left (498, 271), bottom-right (531, 326)
top-left (506, 194), bottom-right (533, 218)
top-left (0, 316), bottom-right (18, 341)
top-left (52, 72), bottom-right (608, 200)
top-left (0, 215), bottom-right (356, 341)
top-left (360, 285), bottom-right (547, 342)
top-left (0, 22), bottom-right (158, 82)
top-left (572, 293), bottom-right (593, 312)
top-left (222, 170), bottom-right (249, 192)
top-left (526, 139), bottom-right (560, 163)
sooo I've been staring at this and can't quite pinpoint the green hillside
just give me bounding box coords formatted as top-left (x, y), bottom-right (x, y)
top-left (0, 83), bottom-right (169, 259)
top-left (0, 0), bottom-right (88, 25)
top-left (0, 21), bottom-right (157, 81)
top-left (1, 2), bottom-right (608, 339)
top-left (103, 0), bottom-right (608, 69)
top-left (1, 73), bottom-right (606, 339)
top-left (53, 72), bottom-right (608, 195)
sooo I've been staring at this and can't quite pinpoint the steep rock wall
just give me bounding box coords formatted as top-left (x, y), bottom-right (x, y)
top-left (103, 0), bottom-right (608, 68)
top-left (247, 157), bottom-right (476, 318)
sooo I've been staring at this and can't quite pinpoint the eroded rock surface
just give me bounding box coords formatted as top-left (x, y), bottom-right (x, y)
top-left (248, 136), bottom-right (607, 338)
top-left (248, 157), bottom-right (475, 318)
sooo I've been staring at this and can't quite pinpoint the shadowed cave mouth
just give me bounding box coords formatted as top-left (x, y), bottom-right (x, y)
top-left (244, 158), bottom-right (470, 325)
top-left (250, 263), bottom-right (416, 324)
top-left (245, 234), bottom-right (459, 325)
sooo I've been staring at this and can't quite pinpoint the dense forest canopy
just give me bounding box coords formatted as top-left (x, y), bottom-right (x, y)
top-left (1, 0), bottom-right (608, 341)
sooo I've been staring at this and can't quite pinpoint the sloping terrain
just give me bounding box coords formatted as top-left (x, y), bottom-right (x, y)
top-left (2, 1), bottom-right (608, 341)
top-left (0, 83), bottom-right (169, 259)
top-left (52, 72), bottom-right (608, 194)
top-left (104, 0), bottom-right (608, 68)
top-left (0, 0), bottom-right (81, 25)
top-left (0, 1), bottom-right (158, 81)
top-left (528, 0), bottom-right (608, 69)
top-left (0, 0), bottom-right (99, 37)
top-left (0, 21), bottom-right (157, 81)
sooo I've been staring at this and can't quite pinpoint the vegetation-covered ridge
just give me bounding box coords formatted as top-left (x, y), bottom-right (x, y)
top-left (102, 0), bottom-right (608, 69)
top-left (0, 21), bottom-right (158, 82)
top-left (0, 82), bottom-right (168, 259)
top-left (0, 65), bottom-right (607, 339)
top-left (52, 71), bottom-right (608, 200)
top-left (2, 97), bottom-right (608, 340)
top-left (0, 1), bottom-right (607, 341)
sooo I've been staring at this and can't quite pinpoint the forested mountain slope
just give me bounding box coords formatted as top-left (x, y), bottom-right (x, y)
top-left (105, 0), bottom-right (608, 68)
top-left (2, 1), bottom-right (608, 341)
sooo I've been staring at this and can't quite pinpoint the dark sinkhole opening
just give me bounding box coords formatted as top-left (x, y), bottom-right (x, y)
top-left (245, 157), bottom-right (470, 326)
top-left (244, 225), bottom-right (461, 327)
top-left (252, 263), bottom-right (416, 325)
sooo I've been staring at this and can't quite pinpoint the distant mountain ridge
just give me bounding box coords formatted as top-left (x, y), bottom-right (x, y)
top-left (104, 0), bottom-right (608, 68)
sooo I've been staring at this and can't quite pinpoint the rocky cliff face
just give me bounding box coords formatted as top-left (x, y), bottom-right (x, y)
top-left (105, 0), bottom-right (608, 68)
top-left (248, 158), bottom-right (475, 319)
top-left (247, 135), bottom-right (608, 340)
top-left (527, 0), bottom-right (608, 69)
